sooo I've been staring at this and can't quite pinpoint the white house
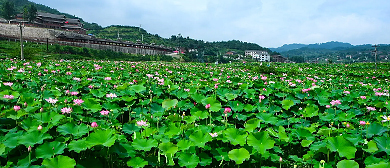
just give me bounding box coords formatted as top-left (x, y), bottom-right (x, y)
top-left (245, 50), bottom-right (270, 62)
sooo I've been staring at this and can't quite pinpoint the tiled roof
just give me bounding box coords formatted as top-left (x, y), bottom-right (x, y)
top-left (37, 12), bottom-right (65, 20)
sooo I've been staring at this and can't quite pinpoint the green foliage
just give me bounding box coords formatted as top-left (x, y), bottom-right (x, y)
top-left (327, 136), bottom-right (357, 159)
top-left (35, 141), bottom-right (66, 159)
top-left (86, 129), bottom-right (117, 148)
top-left (0, 60), bottom-right (389, 168)
top-left (1, 1), bottom-right (15, 21)
top-left (228, 148), bottom-right (250, 164)
top-left (336, 160), bottom-right (359, 168)
top-left (127, 157), bottom-right (148, 168)
top-left (42, 155), bottom-right (76, 168)
top-left (23, 4), bottom-right (37, 23)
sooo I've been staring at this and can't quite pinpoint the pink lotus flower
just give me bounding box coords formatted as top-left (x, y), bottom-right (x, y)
top-left (360, 96), bottom-right (366, 99)
top-left (73, 99), bottom-right (84, 105)
top-left (359, 121), bottom-right (366, 126)
top-left (100, 110), bottom-right (110, 116)
top-left (136, 120), bottom-right (148, 127)
top-left (366, 107), bottom-right (376, 111)
top-left (224, 107), bottom-right (232, 114)
top-left (70, 91), bottom-right (78, 96)
top-left (375, 92), bottom-right (384, 96)
top-left (14, 105), bottom-right (21, 111)
top-left (45, 98), bottom-right (58, 104)
top-left (106, 93), bottom-right (117, 98)
top-left (3, 82), bottom-right (13, 86)
top-left (61, 107), bottom-right (72, 114)
top-left (343, 91), bottom-right (350, 94)
top-left (205, 104), bottom-right (211, 109)
top-left (330, 100), bottom-right (341, 106)
top-left (261, 76), bottom-right (267, 81)
top-left (3, 95), bottom-right (15, 99)
top-left (104, 77), bottom-right (112, 80)
top-left (213, 78), bottom-right (219, 82)
top-left (259, 95), bottom-right (265, 100)
top-left (346, 123), bottom-right (350, 128)
top-left (91, 122), bottom-right (98, 127)
top-left (37, 125), bottom-right (42, 130)
top-left (209, 132), bottom-right (218, 137)
top-left (326, 105), bottom-right (331, 108)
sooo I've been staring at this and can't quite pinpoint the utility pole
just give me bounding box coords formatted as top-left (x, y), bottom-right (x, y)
top-left (372, 44), bottom-right (379, 71)
top-left (18, 23), bottom-right (25, 60)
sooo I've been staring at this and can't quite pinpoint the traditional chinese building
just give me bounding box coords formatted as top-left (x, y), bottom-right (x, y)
top-left (13, 12), bottom-right (86, 34)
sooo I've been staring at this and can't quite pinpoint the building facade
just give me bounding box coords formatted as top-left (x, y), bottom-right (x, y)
top-left (245, 50), bottom-right (270, 62)
top-left (13, 12), bottom-right (86, 34)
top-left (271, 55), bottom-right (287, 63)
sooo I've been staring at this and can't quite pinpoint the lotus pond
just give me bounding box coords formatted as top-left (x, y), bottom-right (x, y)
top-left (0, 59), bottom-right (389, 168)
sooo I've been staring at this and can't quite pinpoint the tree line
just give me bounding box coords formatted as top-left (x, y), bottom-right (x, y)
top-left (1, 0), bottom-right (37, 23)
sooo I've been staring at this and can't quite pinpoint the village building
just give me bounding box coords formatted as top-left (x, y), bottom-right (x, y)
top-left (245, 50), bottom-right (270, 62)
top-left (271, 55), bottom-right (288, 63)
top-left (11, 12), bottom-right (86, 34)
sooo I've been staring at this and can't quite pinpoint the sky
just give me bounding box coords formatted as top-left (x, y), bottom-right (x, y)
top-left (30, 0), bottom-right (390, 48)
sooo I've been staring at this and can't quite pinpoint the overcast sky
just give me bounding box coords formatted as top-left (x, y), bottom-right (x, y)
top-left (30, 0), bottom-right (390, 48)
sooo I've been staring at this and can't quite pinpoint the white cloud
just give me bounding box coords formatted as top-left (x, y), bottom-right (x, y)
top-left (30, 0), bottom-right (390, 48)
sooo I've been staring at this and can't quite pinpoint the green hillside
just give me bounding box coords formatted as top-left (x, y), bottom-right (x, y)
top-left (281, 44), bottom-right (390, 63)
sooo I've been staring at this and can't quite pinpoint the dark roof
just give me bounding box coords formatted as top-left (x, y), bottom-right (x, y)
top-left (65, 19), bottom-right (80, 24)
top-left (61, 25), bottom-right (83, 29)
top-left (37, 12), bottom-right (65, 20)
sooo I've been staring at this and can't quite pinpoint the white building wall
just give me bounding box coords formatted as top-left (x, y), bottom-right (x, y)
top-left (245, 50), bottom-right (270, 62)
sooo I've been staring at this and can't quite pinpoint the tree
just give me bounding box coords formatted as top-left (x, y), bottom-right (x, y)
top-left (1, 1), bottom-right (15, 22)
top-left (289, 56), bottom-right (305, 63)
top-left (23, 5), bottom-right (37, 23)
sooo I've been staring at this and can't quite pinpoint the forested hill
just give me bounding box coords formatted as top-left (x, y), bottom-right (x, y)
top-left (281, 44), bottom-right (390, 63)
top-left (0, 0), bottom-right (274, 57)
top-left (270, 41), bottom-right (354, 53)
top-left (89, 25), bottom-right (275, 56)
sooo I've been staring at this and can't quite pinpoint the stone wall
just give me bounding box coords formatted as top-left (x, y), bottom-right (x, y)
top-left (0, 23), bottom-right (169, 55)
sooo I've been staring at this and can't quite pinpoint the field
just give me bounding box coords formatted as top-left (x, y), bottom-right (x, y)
top-left (0, 59), bottom-right (389, 168)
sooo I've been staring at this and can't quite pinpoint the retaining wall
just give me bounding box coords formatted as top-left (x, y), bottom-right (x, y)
top-left (0, 23), bottom-right (169, 55)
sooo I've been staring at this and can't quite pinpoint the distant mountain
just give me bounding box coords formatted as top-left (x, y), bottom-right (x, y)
top-left (271, 41), bottom-right (354, 52)
top-left (280, 43), bottom-right (390, 63)
top-left (270, 43), bottom-right (307, 52)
